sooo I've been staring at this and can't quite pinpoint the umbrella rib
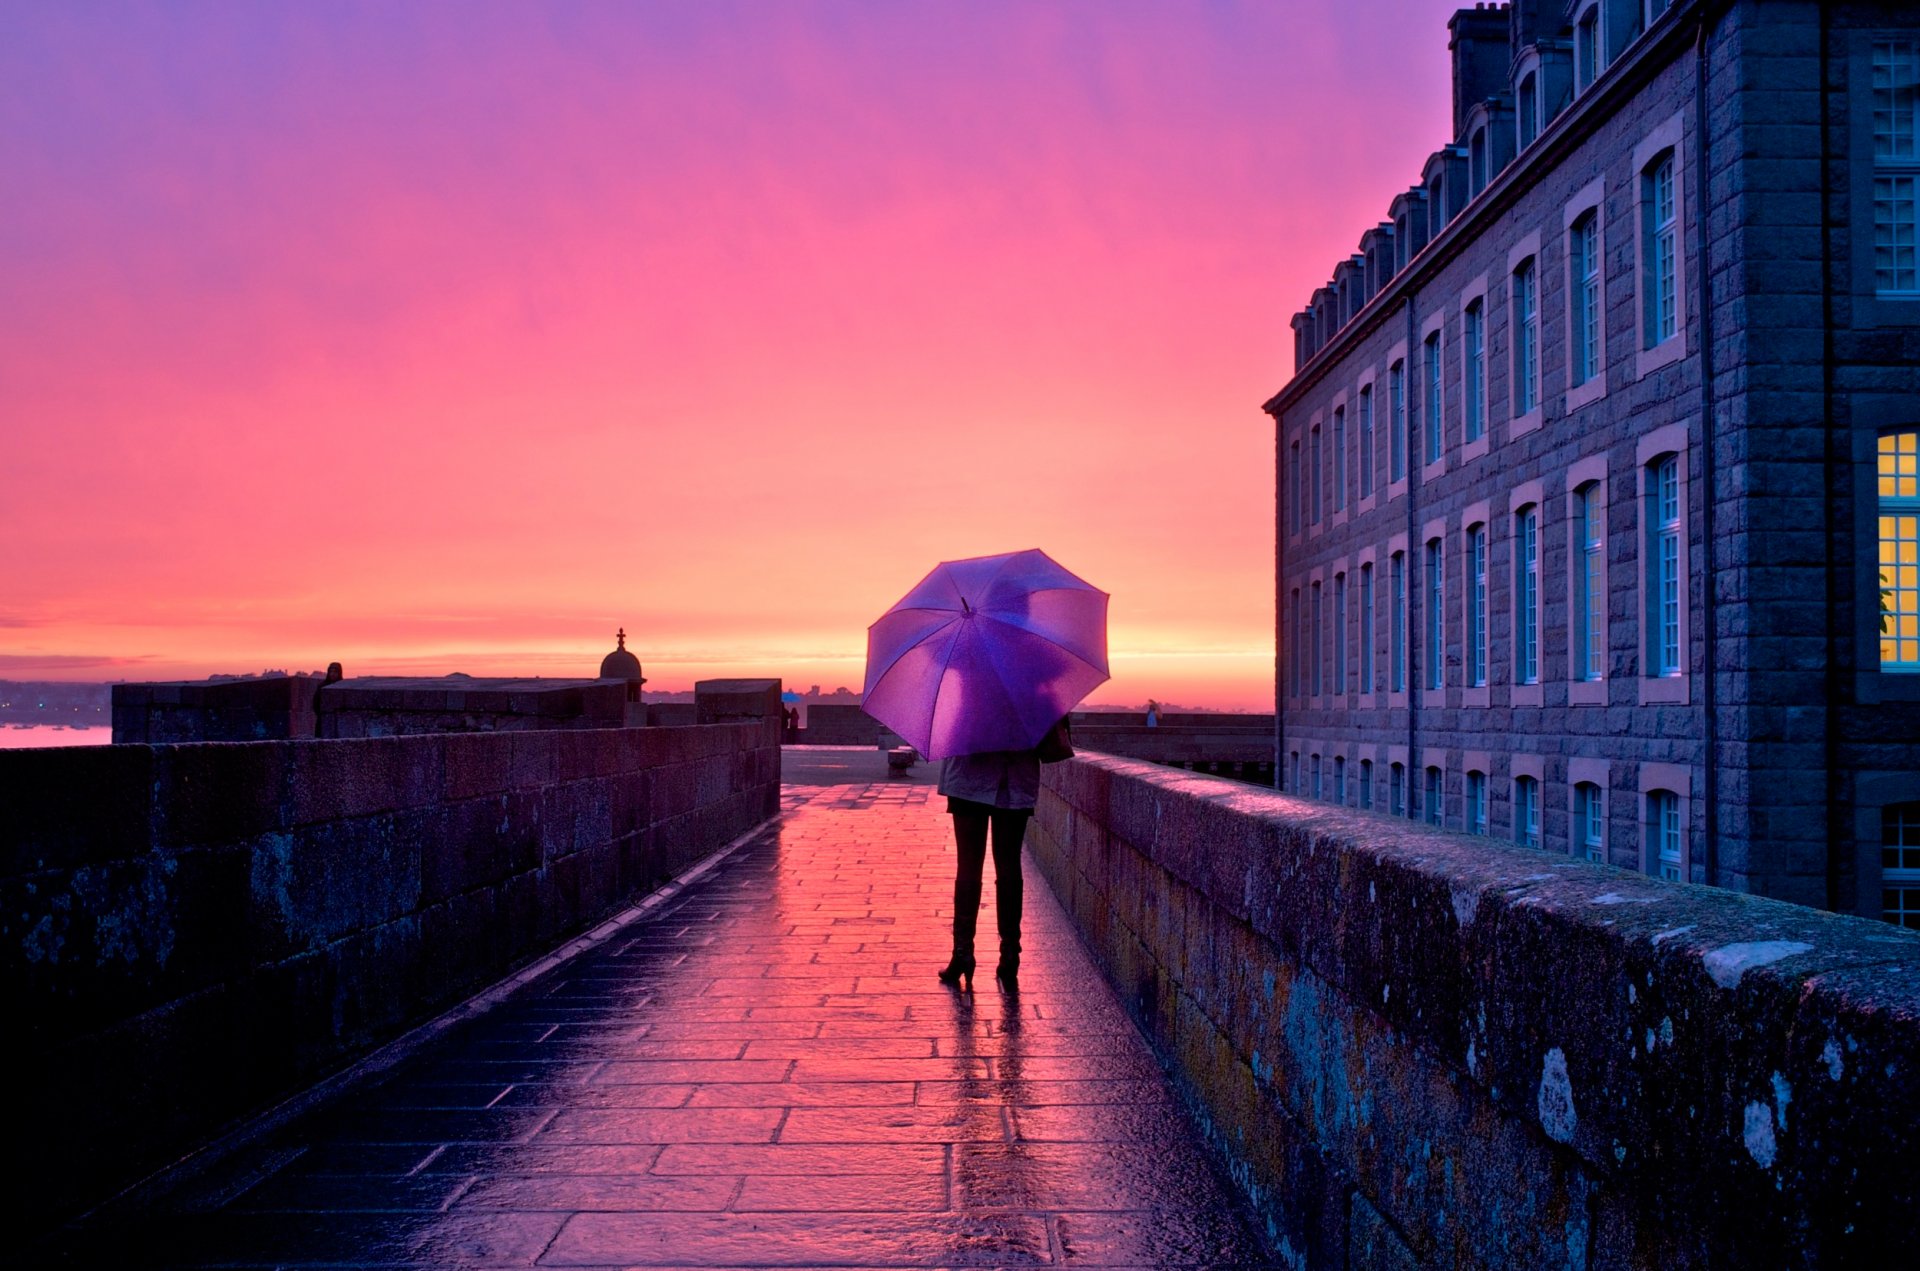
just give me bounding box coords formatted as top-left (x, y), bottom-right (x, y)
top-left (864, 614), bottom-right (961, 693)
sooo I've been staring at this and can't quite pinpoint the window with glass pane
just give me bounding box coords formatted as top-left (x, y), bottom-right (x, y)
top-left (1471, 128), bottom-right (1487, 194)
top-left (1465, 300), bottom-right (1485, 441)
top-left (1424, 332), bottom-right (1443, 464)
top-left (1290, 590), bottom-right (1302, 696)
top-left (1333, 406), bottom-right (1347, 512)
top-left (1390, 763), bottom-right (1405, 816)
top-left (1425, 767), bottom-right (1443, 826)
top-left (1883, 430), bottom-right (1920, 669)
top-left (1359, 759), bottom-right (1374, 809)
top-left (1649, 457), bottom-right (1682, 675)
top-left (1312, 754), bottom-right (1323, 800)
top-left (1468, 525), bottom-right (1488, 686)
top-left (1361, 563), bottom-right (1376, 692)
top-left (1576, 782), bottom-right (1605, 862)
top-left (1425, 539), bottom-right (1444, 690)
top-left (1390, 362), bottom-right (1406, 482)
top-left (1515, 776), bottom-right (1541, 847)
top-left (1576, 9), bottom-right (1598, 90)
top-left (1359, 386), bottom-right (1375, 498)
top-left (1467, 771), bottom-right (1488, 835)
top-left (1335, 572), bottom-right (1348, 690)
top-left (1576, 484), bottom-right (1605, 680)
top-left (1311, 425), bottom-right (1323, 525)
top-left (1517, 507), bottom-right (1540, 684)
top-left (1874, 40), bottom-right (1919, 294)
top-left (1311, 582), bottom-right (1323, 695)
top-left (1519, 73), bottom-right (1538, 147)
top-left (1334, 756), bottom-right (1347, 804)
top-left (1291, 752), bottom-right (1301, 792)
top-left (1644, 155), bottom-right (1677, 345)
top-left (1289, 442), bottom-right (1300, 533)
top-left (1514, 260), bottom-right (1538, 413)
top-left (1571, 214), bottom-right (1600, 385)
top-left (1391, 552), bottom-right (1407, 692)
top-left (1649, 789), bottom-right (1682, 880)
top-left (1883, 803), bottom-right (1920, 929)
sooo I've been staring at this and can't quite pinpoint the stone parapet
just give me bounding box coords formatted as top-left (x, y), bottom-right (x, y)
top-left (1030, 752), bottom-right (1920, 1269)
top-left (2, 722), bottom-right (780, 1232)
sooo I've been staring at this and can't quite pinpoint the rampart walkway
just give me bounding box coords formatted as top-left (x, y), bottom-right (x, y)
top-left (53, 754), bottom-right (1275, 1268)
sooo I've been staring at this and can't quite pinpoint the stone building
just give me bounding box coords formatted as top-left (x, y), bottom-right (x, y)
top-left (1263, 0), bottom-right (1920, 921)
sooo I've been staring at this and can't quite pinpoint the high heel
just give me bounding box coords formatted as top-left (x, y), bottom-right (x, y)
top-left (937, 954), bottom-right (975, 991)
top-left (994, 961), bottom-right (1019, 993)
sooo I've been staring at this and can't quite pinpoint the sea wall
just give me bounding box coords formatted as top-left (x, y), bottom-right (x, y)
top-left (3, 720), bottom-right (780, 1229)
top-left (1031, 753), bottom-right (1920, 1269)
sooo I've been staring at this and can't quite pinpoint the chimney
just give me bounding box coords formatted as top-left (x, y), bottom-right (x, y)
top-left (1449, 5), bottom-right (1513, 140)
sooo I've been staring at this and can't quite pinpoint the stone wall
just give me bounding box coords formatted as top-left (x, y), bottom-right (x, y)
top-left (315, 677), bottom-right (628, 737)
top-left (800, 703), bottom-right (881, 745)
top-left (3, 720), bottom-right (780, 1230)
top-left (1031, 753), bottom-right (1920, 1269)
top-left (113, 676), bottom-right (322, 743)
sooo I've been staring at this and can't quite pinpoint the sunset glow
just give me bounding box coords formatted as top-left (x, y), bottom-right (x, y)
top-left (2, 1), bottom-right (1453, 710)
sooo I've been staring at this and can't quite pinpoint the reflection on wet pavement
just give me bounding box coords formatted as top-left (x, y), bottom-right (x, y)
top-left (52, 777), bottom-right (1278, 1268)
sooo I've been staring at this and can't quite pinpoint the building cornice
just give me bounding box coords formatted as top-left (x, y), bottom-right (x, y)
top-left (1261, 0), bottom-right (1715, 421)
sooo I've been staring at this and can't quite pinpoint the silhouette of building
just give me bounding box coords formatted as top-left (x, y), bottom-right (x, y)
top-left (1264, 0), bottom-right (1920, 920)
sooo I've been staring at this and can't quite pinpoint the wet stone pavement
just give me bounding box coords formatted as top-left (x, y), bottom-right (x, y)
top-left (58, 756), bottom-right (1278, 1268)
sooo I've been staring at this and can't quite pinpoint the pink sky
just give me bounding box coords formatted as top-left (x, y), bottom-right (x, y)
top-left (1, 1), bottom-right (1453, 710)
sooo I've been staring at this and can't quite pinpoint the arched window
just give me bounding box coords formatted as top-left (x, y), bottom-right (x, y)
top-left (1464, 298), bottom-right (1485, 442)
top-left (1642, 152), bottom-right (1679, 347)
top-left (1575, 782), bottom-right (1606, 862)
top-left (1574, 483), bottom-right (1606, 682)
top-left (1512, 257), bottom-right (1539, 415)
top-left (1358, 385), bottom-right (1376, 500)
top-left (1389, 360), bottom-right (1407, 483)
top-left (1575, 6), bottom-right (1600, 92)
top-left (1312, 753), bottom-right (1323, 799)
top-left (1288, 441), bottom-right (1301, 535)
top-left (1424, 766), bottom-right (1444, 826)
top-left (1334, 571), bottom-right (1349, 692)
top-left (1423, 330), bottom-right (1443, 466)
top-left (1647, 788), bottom-right (1683, 880)
top-left (1359, 758), bottom-right (1375, 809)
top-left (1880, 430), bottom-right (1920, 670)
top-left (1466, 770), bottom-right (1488, 835)
top-left (1470, 127), bottom-right (1488, 194)
top-left (1360, 563), bottom-right (1376, 693)
top-left (1311, 581), bottom-right (1324, 695)
top-left (1425, 537), bottom-right (1445, 690)
top-left (1333, 406), bottom-right (1347, 514)
top-left (1514, 776), bottom-right (1541, 847)
top-left (1518, 72), bottom-right (1540, 148)
top-left (1389, 762), bottom-right (1406, 816)
top-left (1290, 588), bottom-right (1303, 697)
top-left (1883, 803), bottom-right (1920, 928)
top-left (1310, 425), bottom-right (1323, 525)
top-left (1645, 455), bottom-right (1683, 677)
top-left (1291, 751), bottom-right (1301, 793)
top-left (1466, 522), bottom-right (1488, 687)
top-left (1514, 504), bottom-right (1541, 685)
top-left (1390, 551), bottom-right (1408, 693)
top-left (1569, 211), bottom-right (1602, 386)
top-left (1334, 755), bottom-right (1348, 804)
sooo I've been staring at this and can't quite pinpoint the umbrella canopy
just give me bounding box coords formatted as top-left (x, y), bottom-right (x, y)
top-left (863, 549), bottom-right (1109, 759)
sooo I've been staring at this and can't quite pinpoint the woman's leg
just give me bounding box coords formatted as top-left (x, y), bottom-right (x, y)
top-left (987, 809), bottom-right (1030, 973)
top-left (950, 806), bottom-right (991, 962)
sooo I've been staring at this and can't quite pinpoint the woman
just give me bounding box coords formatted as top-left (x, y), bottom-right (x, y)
top-left (935, 746), bottom-right (1040, 992)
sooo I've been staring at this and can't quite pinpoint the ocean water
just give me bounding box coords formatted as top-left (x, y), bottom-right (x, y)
top-left (0, 725), bottom-right (112, 749)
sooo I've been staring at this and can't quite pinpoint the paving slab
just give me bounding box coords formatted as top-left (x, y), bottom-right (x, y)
top-left (46, 776), bottom-right (1280, 1268)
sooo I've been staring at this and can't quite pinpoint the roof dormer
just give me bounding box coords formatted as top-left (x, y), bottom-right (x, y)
top-left (1388, 187), bottom-right (1432, 273)
top-left (1359, 223), bottom-right (1397, 297)
top-left (1421, 146), bottom-right (1470, 238)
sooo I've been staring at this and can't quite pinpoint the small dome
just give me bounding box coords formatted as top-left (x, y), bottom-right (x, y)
top-left (599, 628), bottom-right (644, 682)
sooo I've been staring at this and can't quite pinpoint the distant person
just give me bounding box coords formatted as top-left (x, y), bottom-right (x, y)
top-left (1145, 699), bottom-right (1160, 728)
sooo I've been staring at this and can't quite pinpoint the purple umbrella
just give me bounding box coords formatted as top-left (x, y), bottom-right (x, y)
top-left (863, 549), bottom-right (1110, 760)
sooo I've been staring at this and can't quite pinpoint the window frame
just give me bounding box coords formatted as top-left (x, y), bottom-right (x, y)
top-left (1879, 428), bottom-right (1920, 672)
top-left (1424, 528), bottom-right (1447, 697)
top-left (1359, 556), bottom-right (1378, 697)
top-left (1514, 503), bottom-right (1541, 690)
top-left (1508, 233), bottom-right (1544, 435)
top-left (1563, 178), bottom-right (1608, 412)
top-left (1636, 423), bottom-right (1691, 704)
top-left (1466, 520), bottom-right (1489, 691)
top-left (1389, 545), bottom-right (1409, 700)
top-left (1332, 403), bottom-right (1348, 516)
top-left (1357, 379), bottom-right (1378, 504)
top-left (1388, 353), bottom-right (1409, 494)
top-left (1466, 768), bottom-right (1489, 835)
top-left (1567, 455), bottom-right (1609, 704)
top-left (1422, 320), bottom-right (1446, 473)
top-left (1640, 762), bottom-right (1691, 882)
top-left (1570, 757), bottom-right (1611, 864)
top-left (1334, 569), bottom-right (1349, 694)
top-left (1632, 114), bottom-right (1688, 377)
top-left (1460, 275), bottom-right (1490, 461)
top-left (1424, 764), bottom-right (1444, 827)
